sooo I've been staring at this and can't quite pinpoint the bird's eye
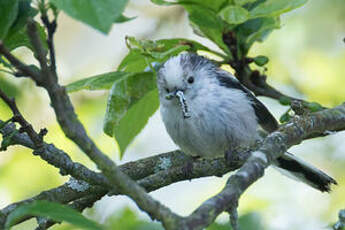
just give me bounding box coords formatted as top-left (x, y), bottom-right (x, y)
top-left (187, 76), bottom-right (194, 84)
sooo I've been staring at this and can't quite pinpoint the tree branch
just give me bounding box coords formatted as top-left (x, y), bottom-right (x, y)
top-left (181, 103), bottom-right (345, 230)
top-left (222, 32), bottom-right (319, 108)
top-left (1, 102), bottom-right (344, 229)
top-left (0, 19), bottom-right (180, 226)
top-left (1, 15), bottom-right (344, 229)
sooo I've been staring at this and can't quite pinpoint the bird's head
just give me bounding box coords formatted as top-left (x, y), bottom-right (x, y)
top-left (157, 52), bottom-right (217, 118)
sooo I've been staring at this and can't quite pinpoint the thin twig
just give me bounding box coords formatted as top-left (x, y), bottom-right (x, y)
top-left (0, 41), bottom-right (41, 81)
top-left (40, 5), bottom-right (57, 74)
top-left (0, 88), bottom-right (42, 147)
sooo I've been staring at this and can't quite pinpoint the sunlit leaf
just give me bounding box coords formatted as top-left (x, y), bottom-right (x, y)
top-left (118, 49), bottom-right (154, 73)
top-left (49, 0), bottom-right (129, 33)
top-left (103, 72), bottom-right (158, 156)
top-left (66, 71), bottom-right (134, 92)
top-left (249, 0), bottom-right (308, 18)
top-left (0, 0), bottom-right (19, 39)
top-left (119, 38), bottom-right (213, 72)
top-left (5, 200), bottom-right (103, 230)
top-left (219, 5), bottom-right (249, 24)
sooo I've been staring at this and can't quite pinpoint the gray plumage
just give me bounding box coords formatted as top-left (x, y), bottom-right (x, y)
top-left (157, 52), bottom-right (337, 192)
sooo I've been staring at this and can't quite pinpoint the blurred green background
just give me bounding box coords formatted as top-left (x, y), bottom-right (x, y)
top-left (0, 0), bottom-right (344, 229)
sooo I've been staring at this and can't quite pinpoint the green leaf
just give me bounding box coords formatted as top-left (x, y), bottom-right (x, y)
top-left (1, 1), bottom-right (42, 51)
top-left (114, 14), bottom-right (137, 23)
top-left (219, 5), bottom-right (249, 24)
top-left (279, 111), bottom-right (291, 123)
top-left (234, 0), bottom-right (257, 6)
top-left (279, 96), bottom-right (291, 105)
top-left (113, 89), bottom-right (159, 157)
top-left (0, 129), bottom-right (19, 151)
top-left (49, 0), bottom-right (129, 33)
top-left (119, 38), bottom-right (213, 72)
top-left (3, 22), bottom-right (47, 52)
top-left (0, 77), bottom-right (21, 98)
top-left (184, 5), bottom-right (230, 55)
top-left (5, 200), bottom-right (103, 230)
top-left (0, 0), bottom-right (42, 51)
top-left (151, 0), bottom-right (228, 12)
top-left (179, 0), bottom-right (228, 12)
top-left (66, 71), bottom-right (134, 93)
top-left (103, 72), bottom-right (158, 156)
top-left (151, 0), bottom-right (176, 6)
top-left (7, 0), bottom-right (37, 36)
top-left (249, 0), bottom-right (308, 18)
top-left (0, 0), bottom-right (19, 39)
top-left (235, 17), bottom-right (280, 54)
top-left (118, 49), bottom-right (154, 73)
top-left (253, 55), bottom-right (269, 66)
top-left (307, 102), bottom-right (323, 112)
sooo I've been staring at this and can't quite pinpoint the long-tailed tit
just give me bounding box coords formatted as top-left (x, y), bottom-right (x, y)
top-left (157, 52), bottom-right (336, 192)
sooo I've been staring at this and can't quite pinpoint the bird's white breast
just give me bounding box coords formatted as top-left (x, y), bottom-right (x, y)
top-left (160, 85), bottom-right (259, 158)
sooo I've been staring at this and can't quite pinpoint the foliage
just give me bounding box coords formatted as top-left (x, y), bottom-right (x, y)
top-left (0, 0), bottom-right (308, 156)
top-left (5, 201), bottom-right (103, 230)
top-left (49, 0), bottom-right (130, 33)
top-left (63, 0), bottom-right (307, 156)
top-left (3, 0), bottom-right (343, 229)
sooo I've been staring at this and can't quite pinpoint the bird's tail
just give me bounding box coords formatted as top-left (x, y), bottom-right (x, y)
top-left (274, 152), bottom-right (337, 192)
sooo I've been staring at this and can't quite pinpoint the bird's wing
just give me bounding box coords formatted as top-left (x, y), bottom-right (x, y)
top-left (215, 70), bottom-right (279, 133)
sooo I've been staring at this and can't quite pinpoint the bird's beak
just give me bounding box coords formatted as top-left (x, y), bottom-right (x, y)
top-left (165, 90), bottom-right (191, 119)
top-left (165, 91), bottom-right (175, 100)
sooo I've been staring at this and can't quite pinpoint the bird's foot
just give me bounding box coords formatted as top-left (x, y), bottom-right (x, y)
top-left (182, 155), bottom-right (200, 180)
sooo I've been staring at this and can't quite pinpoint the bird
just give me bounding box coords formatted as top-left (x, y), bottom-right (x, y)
top-left (156, 52), bottom-right (337, 192)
